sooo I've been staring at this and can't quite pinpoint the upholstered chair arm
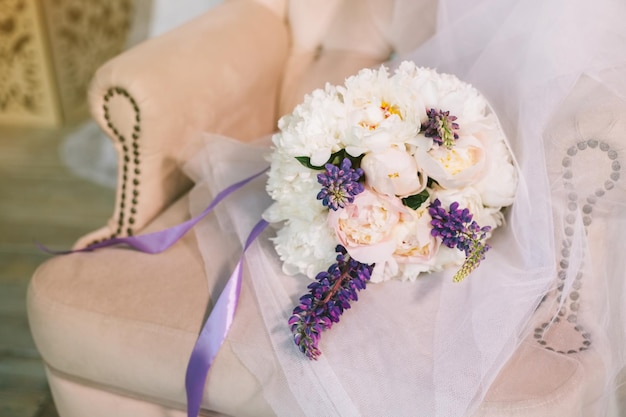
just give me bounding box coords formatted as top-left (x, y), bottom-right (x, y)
top-left (74, 0), bottom-right (288, 249)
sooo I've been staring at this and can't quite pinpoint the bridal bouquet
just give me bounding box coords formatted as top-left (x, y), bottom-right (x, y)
top-left (263, 61), bottom-right (517, 359)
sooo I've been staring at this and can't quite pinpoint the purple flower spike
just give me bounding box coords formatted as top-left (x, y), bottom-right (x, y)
top-left (428, 199), bottom-right (491, 282)
top-left (289, 245), bottom-right (374, 359)
top-left (423, 108), bottom-right (460, 149)
top-left (317, 158), bottom-right (364, 211)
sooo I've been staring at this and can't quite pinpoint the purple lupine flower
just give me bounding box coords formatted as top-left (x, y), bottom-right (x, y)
top-left (423, 108), bottom-right (460, 149)
top-left (317, 158), bottom-right (364, 211)
top-left (428, 199), bottom-right (491, 282)
top-left (289, 245), bottom-right (373, 359)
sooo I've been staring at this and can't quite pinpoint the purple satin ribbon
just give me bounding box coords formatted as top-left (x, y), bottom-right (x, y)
top-left (39, 167), bottom-right (270, 417)
top-left (185, 218), bottom-right (268, 417)
top-left (38, 168), bottom-right (268, 255)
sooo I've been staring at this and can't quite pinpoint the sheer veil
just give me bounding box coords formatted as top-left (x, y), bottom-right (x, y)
top-left (59, 0), bottom-right (224, 189)
top-left (184, 0), bottom-right (626, 415)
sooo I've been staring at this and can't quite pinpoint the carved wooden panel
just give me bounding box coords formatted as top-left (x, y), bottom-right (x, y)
top-left (0, 0), bottom-right (59, 125)
top-left (41, 0), bottom-right (133, 123)
top-left (0, 0), bottom-right (132, 126)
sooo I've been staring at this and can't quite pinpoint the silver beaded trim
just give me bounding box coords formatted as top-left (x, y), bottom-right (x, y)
top-left (535, 139), bottom-right (620, 354)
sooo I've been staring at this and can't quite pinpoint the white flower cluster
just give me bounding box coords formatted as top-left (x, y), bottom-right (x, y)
top-left (264, 61), bottom-right (517, 282)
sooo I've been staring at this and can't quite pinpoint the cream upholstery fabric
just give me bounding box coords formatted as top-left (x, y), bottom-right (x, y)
top-left (75, 0), bottom-right (289, 249)
top-left (29, 196), bottom-right (273, 416)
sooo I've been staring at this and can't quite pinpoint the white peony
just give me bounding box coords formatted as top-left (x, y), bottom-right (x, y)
top-left (264, 149), bottom-right (324, 223)
top-left (272, 216), bottom-right (338, 278)
top-left (473, 121), bottom-right (518, 207)
top-left (274, 84), bottom-right (346, 166)
top-left (361, 146), bottom-right (427, 198)
top-left (395, 61), bottom-right (490, 139)
top-left (415, 136), bottom-right (486, 189)
top-left (339, 66), bottom-right (423, 156)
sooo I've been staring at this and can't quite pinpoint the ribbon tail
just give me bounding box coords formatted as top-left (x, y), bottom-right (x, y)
top-left (185, 219), bottom-right (269, 417)
top-left (38, 167), bottom-right (269, 255)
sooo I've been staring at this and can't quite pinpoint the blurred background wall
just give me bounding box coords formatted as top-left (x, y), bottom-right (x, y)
top-left (1, 0), bottom-right (224, 188)
top-left (0, 0), bottom-right (223, 128)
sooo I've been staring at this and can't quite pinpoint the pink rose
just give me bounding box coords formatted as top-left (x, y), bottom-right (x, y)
top-left (415, 136), bottom-right (486, 189)
top-left (327, 189), bottom-right (409, 265)
top-left (392, 207), bottom-right (440, 266)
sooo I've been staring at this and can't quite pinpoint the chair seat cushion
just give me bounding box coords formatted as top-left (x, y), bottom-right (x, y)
top-left (27, 195), bottom-right (274, 417)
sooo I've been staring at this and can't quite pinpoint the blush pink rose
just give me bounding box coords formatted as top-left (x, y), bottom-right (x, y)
top-left (415, 136), bottom-right (486, 189)
top-left (392, 207), bottom-right (440, 266)
top-left (327, 189), bottom-right (409, 265)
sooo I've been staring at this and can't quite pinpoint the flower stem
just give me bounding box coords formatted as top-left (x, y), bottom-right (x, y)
top-left (322, 269), bottom-right (351, 304)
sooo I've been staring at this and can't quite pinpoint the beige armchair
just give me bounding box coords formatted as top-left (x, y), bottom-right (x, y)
top-left (27, 0), bottom-right (624, 416)
top-left (27, 1), bottom-right (437, 416)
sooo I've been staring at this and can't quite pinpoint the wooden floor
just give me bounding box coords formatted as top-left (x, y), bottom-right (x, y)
top-left (0, 124), bottom-right (114, 417)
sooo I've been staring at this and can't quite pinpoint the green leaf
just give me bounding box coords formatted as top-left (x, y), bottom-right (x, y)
top-left (295, 156), bottom-right (326, 170)
top-left (402, 189), bottom-right (430, 210)
top-left (295, 150), bottom-right (364, 171)
top-left (427, 177), bottom-right (439, 188)
top-left (328, 149), bottom-right (347, 166)
top-left (295, 150), bottom-right (353, 171)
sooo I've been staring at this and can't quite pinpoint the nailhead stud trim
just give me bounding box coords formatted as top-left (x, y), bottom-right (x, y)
top-left (90, 86), bottom-right (142, 244)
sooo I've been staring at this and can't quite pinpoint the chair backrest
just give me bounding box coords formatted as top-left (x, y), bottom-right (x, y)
top-left (249, 0), bottom-right (438, 114)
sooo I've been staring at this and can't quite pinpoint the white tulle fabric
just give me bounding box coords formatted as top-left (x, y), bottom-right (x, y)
top-left (60, 0), bottom-right (225, 189)
top-left (184, 0), bottom-right (626, 415)
top-left (61, 122), bottom-right (118, 189)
